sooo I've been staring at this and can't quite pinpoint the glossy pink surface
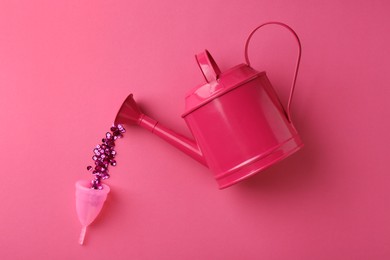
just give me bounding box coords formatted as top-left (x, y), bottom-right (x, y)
top-left (1, 0), bottom-right (389, 259)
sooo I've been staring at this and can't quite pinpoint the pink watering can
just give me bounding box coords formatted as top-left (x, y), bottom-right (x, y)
top-left (115, 22), bottom-right (304, 189)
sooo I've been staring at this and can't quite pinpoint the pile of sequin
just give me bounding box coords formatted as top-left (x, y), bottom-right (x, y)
top-left (87, 124), bottom-right (125, 189)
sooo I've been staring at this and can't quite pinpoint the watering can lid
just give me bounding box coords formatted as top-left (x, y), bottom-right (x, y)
top-left (182, 50), bottom-right (263, 117)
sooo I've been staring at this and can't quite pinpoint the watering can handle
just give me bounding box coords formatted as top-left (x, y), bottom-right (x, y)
top-left (244, 21), bottom-right (302, 122)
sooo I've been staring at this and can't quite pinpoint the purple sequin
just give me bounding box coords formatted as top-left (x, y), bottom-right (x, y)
top-left (87, 124), bottom-right (125, 189)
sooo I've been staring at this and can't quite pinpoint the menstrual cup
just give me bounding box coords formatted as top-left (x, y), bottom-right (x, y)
top-left (75, 180), bottom-right (110, 245)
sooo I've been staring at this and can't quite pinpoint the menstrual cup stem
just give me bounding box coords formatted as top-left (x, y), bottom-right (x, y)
top-left (79, 226), bottom-right (87, 245)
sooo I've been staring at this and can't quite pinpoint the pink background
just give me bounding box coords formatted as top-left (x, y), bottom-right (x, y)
top-left (0, 0), bottom-right (389, 259)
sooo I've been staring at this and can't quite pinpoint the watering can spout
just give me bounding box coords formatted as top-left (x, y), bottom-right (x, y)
top-left (114, 94), bottom-right (207, 166)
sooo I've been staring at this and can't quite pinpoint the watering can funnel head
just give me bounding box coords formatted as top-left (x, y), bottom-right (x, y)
top-left (114, 94), bottom-right (142, 126)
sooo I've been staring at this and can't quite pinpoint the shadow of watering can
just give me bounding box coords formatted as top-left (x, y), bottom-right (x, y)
top-left (115, 22), bottom-right (304, 189)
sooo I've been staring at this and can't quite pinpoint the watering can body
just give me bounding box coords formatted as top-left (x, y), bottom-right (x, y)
top-left (115, 22), bottom-right (304, 189)
top-left (182, 57), bottom-right (303, 188)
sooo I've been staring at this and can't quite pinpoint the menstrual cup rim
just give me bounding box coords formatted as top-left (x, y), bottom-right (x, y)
top-left (75, 180), bottom-right (110, 194)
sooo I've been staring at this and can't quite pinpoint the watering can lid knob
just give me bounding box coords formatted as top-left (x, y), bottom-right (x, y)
top-left (195, 50), bottom-right (221, 83)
